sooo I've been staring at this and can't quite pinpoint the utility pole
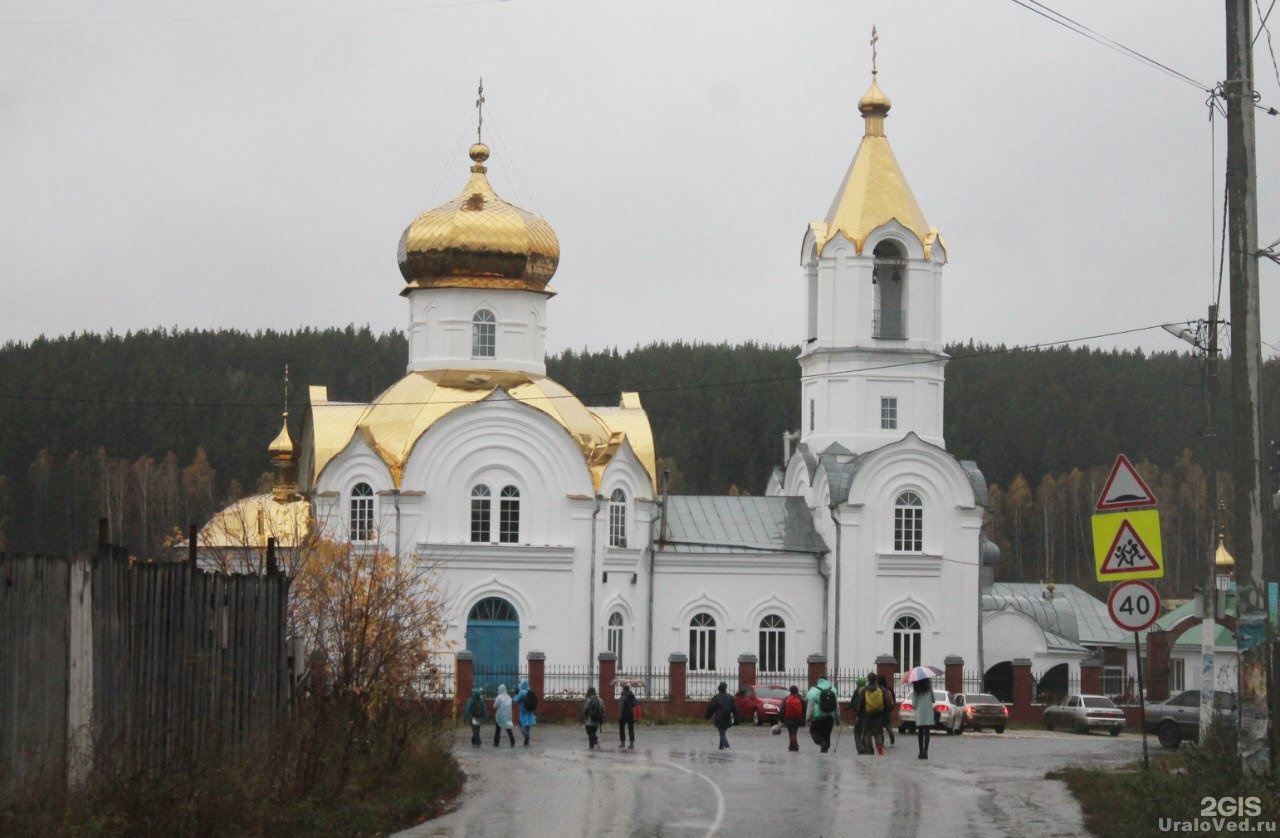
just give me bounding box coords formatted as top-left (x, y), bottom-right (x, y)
top-left (1224, 0), bottom-right (1271, 775)
top-left (1203, 305), bottom-right (1221, 740)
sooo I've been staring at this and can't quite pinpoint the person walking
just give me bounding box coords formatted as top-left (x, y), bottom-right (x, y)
top-left (782, 685), bottom-right (806, 752)
top-left (848, 676), bottom-right (869, 755)
top-left (463, 686), bottom-right (487, 748)
top-left (804, 676), bottom-right (838, 753)
top-left (912, 677), bottom-right (937, 759)
top-left (705, 681), bottom-right (736, 750)
top-left (492, 684), bottom-right (516, 747)
top-left (618, 683), bottom-right (638, 748)
top-left (513, 679), bottom-right (538, 746)
top-left (582, 686), bottom-right (606, 750)
top-left (857, 673), bottom-right (889, 756)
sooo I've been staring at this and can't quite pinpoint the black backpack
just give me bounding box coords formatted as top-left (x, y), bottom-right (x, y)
top-left (587, 696), bottom-right (605, 724)
top-left (524, 689), bottom-right (538, 711)
top-left (819, 687), bottom-right (837, 713)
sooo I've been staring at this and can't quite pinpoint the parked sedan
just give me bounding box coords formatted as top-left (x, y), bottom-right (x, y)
top-left (895, 686), bottom-right (956, 734)
top-left (733, 684), bottom-right (789, 726)
top-left (1043, 694), bottom-right (1125, 736)
top-left (1143, 689), bottom-right (1237, 749)
top-left (950, 692), bottom-right (1009, 734)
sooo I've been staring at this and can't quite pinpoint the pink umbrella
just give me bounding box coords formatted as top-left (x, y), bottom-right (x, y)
top-left (900, 665), bottom-right (944, 685)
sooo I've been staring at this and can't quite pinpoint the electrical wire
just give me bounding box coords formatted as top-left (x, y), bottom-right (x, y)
top-left (1255, 0), bottom-right (1280, 95)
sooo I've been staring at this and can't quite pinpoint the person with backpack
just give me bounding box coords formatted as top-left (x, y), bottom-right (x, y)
top-left (704, 681), bottom-right (736, 750)
top-left (857, 673), bottom-right (889, 755)
top-left (463, 686), bottom-right (487, 748)
top-left (513, 679), bottom-right (538, 747)
top-left (847, 676), bottom-right (870, 755)
top-left (492, 684), bottom-right (515, 747)
top-left (804, 676), bottom-right (838, 753)
top-left (582, 686), bottom-right (606, 750)
top-left (618, 683), bottom-right (638, 749)
top-left (781, 685), bottom-right (806, 752)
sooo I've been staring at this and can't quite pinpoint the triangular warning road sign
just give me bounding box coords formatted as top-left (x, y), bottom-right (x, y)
top-left (1099, 519), bottom-right (1162, 576)
top-left (1096, 454), bottom-right (1158, 511)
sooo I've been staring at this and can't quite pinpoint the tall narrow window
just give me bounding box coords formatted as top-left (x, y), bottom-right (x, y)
top-left (809, 399), bottom-right (815, 432)
top-left (470, 485), bottom-right (491, 543)
top-left (893, 615), bottom-right (922, 673)
top-left (349, 482), bottom-right (374, 542)
top-left (689, 613), bottom-right (716, 671)
top-left (881, 396), bottom-right (898, 430)
top-left (894, 490), bottom-right (923, 552)
top-left (758, 614), bottom-right (786, 672)
top-left (872, 241), bottom-right (906, 339)
top-left (472, 309), bottom-right (496, 358)
top-left (607, 612), bottom-right (624, 668)
top-left (498, 485), bottom-right (520, 543)
top-left (608, 489), bottom-right (627, 548)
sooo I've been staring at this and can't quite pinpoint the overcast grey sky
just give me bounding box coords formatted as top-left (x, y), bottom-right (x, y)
top-left (2, 0), bottom-right (1278, 358)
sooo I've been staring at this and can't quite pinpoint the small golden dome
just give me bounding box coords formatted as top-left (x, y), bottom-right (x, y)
top-left (1214, 532), bottom-right (1235, 573)
top-left (268, 413), bottom-right (296, 461)
top-left (858, 72), bottom-right (892, 116)
top-left (398, 144), bottom-right (560, 295)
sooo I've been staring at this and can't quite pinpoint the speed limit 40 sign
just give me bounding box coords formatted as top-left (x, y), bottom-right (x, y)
top-left (1107, 579), bottom-right (1161, 632)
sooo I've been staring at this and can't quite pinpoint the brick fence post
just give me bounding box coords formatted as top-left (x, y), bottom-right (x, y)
top-left (455, 650), bottom-right (474, 717)
top-left (599, 651), bottom-right (618, 718)
top-left (527, 650), bottom-right (546, 699)
top-left (1081, 652), bottom-right (1103, 696)
top-left (944, 655), bottom-right (964, 695)
top-left (669, 653), bottom-right (688, 715)
top-left (738, 653), bottom-right (757, 689)
top-left (875, 654), bottom-right (898, 690)
top-left (1012, 658), bottom-right (1033, 719)
top-left (807, 653), bottom-right (827, 689)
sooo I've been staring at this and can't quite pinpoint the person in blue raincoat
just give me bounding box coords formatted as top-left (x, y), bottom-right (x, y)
top-left (463, 686), bottom-right (487, 747)
top-left (492, 684), bottom-right (515, 747)
top-left (513, 679), bottom-right (537, 746)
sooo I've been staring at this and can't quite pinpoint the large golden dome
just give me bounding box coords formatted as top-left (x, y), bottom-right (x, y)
top-left (397, 143), bottom-right (560, 295)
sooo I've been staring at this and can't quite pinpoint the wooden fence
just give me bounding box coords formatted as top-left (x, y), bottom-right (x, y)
top-left (1, 548), bottom-right (291, 793)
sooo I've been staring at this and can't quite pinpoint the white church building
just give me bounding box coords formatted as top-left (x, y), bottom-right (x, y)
top-left (223, 68), bottom-right (1009, 690)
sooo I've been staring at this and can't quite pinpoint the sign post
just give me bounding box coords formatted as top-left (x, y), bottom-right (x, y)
top-left (1108, 579), bottom-right (1161, 772)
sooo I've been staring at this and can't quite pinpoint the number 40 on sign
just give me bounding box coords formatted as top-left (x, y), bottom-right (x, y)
top-left (1107, 580), bottom-right (1161, 632)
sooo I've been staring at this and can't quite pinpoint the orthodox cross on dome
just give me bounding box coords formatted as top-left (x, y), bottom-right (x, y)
top-left (282, 363), bottom-right (290, 420)
top-left (870, 25), bottom-right (879, 74)
top-left (475, 77), bottom-right (486, 143)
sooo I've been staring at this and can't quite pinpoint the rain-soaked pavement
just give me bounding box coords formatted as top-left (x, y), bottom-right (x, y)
top-left (398, 722), bottom-right (1143, 838)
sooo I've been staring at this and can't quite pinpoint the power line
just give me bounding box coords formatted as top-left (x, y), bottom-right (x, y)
top-left (0, 322), bottom-right (1181, 412)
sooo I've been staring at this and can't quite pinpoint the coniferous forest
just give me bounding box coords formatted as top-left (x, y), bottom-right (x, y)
top-left (1, 327), bottom-right (1276, 600)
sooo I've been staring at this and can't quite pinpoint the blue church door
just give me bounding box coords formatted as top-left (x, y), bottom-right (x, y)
top-left (466, 597), bottom-right (519, 695)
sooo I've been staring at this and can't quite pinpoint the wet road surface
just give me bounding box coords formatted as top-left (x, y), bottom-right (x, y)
top-left (399, 723), bottom-right (1143, 838)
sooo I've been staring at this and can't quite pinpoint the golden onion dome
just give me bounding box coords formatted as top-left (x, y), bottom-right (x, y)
top-left (858, 72), bottom-right (892, 116)
top-left (1214, 532), bottom-right (1235, 573)
top-left (397, 143), bottom-right (560, 295)
top-left (268, 412), bottom-right (296, 462)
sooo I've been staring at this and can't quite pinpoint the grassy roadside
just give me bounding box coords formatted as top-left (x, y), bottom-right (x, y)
top-left (1048, 722), bottom-right (1279, 838)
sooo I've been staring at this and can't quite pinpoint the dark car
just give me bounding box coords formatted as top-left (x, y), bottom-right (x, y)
top-left (1143, 689), bottom-right (1237, 749)
top-left (950, 692), bottom-right (1009, 734)
top-left (733, 684), bottom-right (789, 726)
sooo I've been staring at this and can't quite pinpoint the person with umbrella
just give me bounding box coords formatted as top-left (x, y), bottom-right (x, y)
top-left (902, 666), bottom-right (943, 760)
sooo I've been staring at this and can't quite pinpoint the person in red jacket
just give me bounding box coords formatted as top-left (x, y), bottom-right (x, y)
top-left (781, 685), bottom-right (806, 752)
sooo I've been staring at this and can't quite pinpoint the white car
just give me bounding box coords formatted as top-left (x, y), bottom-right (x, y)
top-left (895, 685), bottom-right (957, 734)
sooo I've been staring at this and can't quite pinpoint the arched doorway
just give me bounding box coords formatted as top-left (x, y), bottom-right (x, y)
top-left (466, 597), bottom-right (519, 694)
top-left (984, 661), bottom-right (1013, 702)
top-left (1036, 663), bottom-right (1069, 706)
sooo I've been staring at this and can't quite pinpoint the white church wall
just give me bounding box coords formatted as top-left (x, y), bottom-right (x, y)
top-left (406, 287), bottom-right (549, 375)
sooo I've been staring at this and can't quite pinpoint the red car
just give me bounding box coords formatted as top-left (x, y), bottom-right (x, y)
top-left (733, 684), bottom-right (790, 726)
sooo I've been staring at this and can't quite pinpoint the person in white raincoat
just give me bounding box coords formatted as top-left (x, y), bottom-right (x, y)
top-left (492, 684), bottom-right (516, 747)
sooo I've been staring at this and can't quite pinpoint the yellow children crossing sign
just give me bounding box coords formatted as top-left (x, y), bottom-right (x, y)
top-left (1092, 509), bottom-right (1164, 581)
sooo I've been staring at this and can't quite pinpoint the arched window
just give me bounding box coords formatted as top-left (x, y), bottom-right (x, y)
top-left (893, 615), bottom-right (922, 673)
top-left (894, 490), bottom-right (923, 552)
top-left (759, 614), bottom-right (786, 672)
top-left (689, 612), bottom-right (717, 671)
top-left (872, 241), bottom-right (906, 339)
top-left (472, 309), bottom-right (496, 358)
top-left (349, 482), bottom-right (374, 542)
top-left (469, 596), bottom-right (518, 623)
top-left (607, 612), bottom-right (624, 667)
top-left (608, 489), bottom-right (627, 548)
top-left (470, 485), bottom-right (491, 543)
top-left (498, 485), bottom-right (520, 544)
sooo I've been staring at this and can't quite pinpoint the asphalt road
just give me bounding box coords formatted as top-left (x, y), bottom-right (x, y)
top-left (398, 722), bottom-right (1144, 838)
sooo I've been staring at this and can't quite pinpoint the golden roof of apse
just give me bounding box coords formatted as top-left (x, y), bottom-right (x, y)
top-left (307, 370), bottom-right (655, 491)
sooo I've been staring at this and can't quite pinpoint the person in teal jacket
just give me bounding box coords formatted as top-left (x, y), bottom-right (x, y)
top-left (913, 678), bottom-right (937, 759)
top-left (462, 687), bottom-right (487, 747)
top-left (804, 677), bottom-right (838, 753)
top-left (513, 679), bottom-right (537, 746)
